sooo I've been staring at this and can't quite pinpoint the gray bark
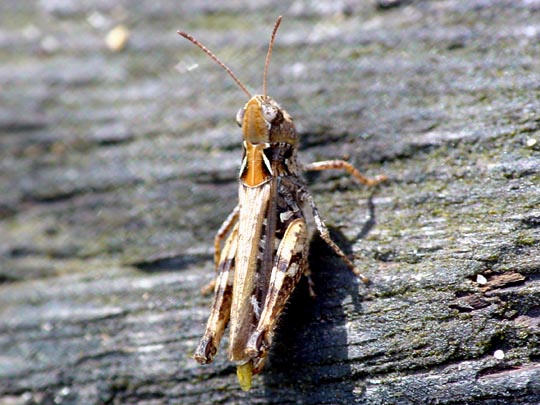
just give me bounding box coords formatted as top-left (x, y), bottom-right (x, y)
top-left (1, 1), bottom-right (539, 404)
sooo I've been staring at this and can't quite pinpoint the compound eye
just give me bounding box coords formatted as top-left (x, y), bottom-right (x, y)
top-left (261, 104), bottom-right (278, 123)
top-left (236, 107), bottom-right (245, 127)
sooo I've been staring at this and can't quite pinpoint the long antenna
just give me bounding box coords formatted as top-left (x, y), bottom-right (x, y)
top-left (263, 16), bottom-right (282, 97)
top-left (177, 31), bottom-right (252, 98)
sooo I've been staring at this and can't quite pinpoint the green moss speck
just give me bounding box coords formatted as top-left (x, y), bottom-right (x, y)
top-left (515, 233), bottom-right (537, 246)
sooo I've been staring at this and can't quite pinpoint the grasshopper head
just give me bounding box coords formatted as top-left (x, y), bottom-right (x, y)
top-left (179, 16), bottom-right (292, 147)
top-left (237, 95), bottom-right (297, 145)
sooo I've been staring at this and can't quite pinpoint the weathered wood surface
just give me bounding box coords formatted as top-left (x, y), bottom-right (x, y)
top-left (1, 1), bottom-right (540, 404)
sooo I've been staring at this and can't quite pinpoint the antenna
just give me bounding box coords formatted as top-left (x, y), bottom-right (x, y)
top-left (263, 16), bottom-right (282, 97)
top-left (177, 31), bottom-right (252, 98)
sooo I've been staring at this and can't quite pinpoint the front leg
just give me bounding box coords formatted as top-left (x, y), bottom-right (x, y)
top-left (201, 206), bottom-right (240, 295)
top-left (245, 218), bottom-right (308, 366)
top-left (304, 159), bottom-right (386, 186)
top-left (214, 205), bottom-right (240, 269)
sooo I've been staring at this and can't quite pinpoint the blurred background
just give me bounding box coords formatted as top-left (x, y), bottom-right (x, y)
top-left (1, 1), bottom-right (403, 280)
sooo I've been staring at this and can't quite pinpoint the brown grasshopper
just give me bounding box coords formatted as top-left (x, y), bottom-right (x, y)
top-left (178, 16), bottom-right (386, 391)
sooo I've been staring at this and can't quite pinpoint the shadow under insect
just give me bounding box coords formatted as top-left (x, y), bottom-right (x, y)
top-left (261, 227), bottom-right (366, 403)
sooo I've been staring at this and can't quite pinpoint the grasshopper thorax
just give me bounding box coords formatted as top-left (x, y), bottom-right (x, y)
top-left (237, 95), bottom-right (297, 145)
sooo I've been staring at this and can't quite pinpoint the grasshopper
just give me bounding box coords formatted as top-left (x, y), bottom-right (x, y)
top-left (178, 16), bottom-right (386, 391)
